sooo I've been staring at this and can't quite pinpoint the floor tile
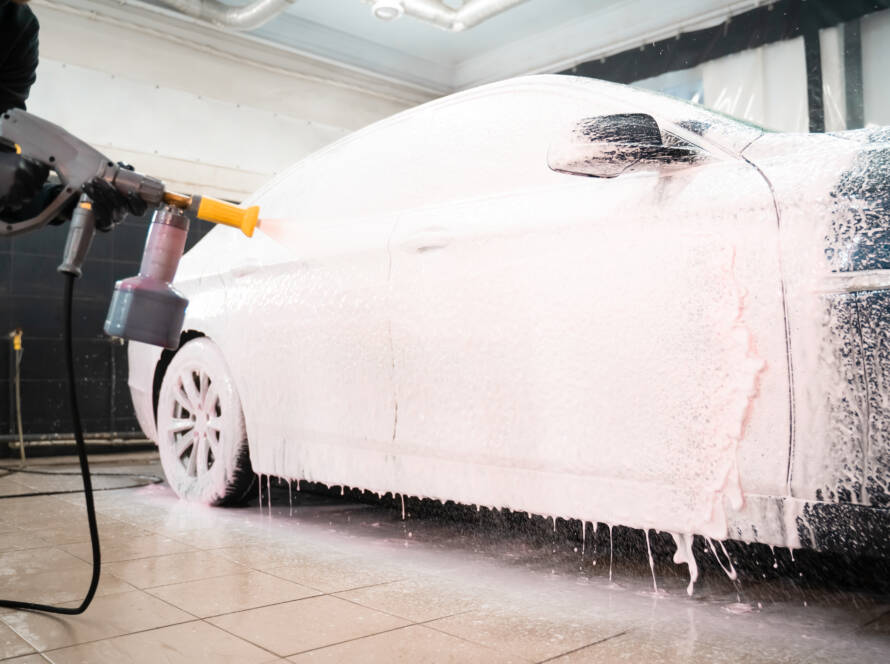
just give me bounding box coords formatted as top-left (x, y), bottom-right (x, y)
top-left (146, 570), bottom-right (318, 617)
top-left (1, 590), bottom-right (192, 651)
top-left (213, 545), bottom-right (340, 571)
top-left (595, 612), bottom-right (832, 664)
top-left (208, 595), bottom-right (409, 657)
top-left (0, 566), bottom-right (134, 606)
top-left (0, 498), bottom-right (84, 524)
top-left (103, 550), bottom-right (247, 589)
top-left (335, 577), bottom-right (484, 622)
top-left (860, 609), bottom-right (890, 634)
top-left (5, 513), bottom-right (92, 534)
top-left (150, 527), bottom-right (268, 551)
top-left (287, 624), bottom-right (524, 663)
top-left (807, 634), bottom-right (890, 664)
top-left (32, 520), bottom-right (149, 547)
top-left (0, 521), bottom-right (20, 535)
top-left (264, 557), bottom-right (404, 593)
top-left (0, 481), bottom-right (37, 499)
top-left (655, 603), bottom-right (838, 662)
top-left (0, 531), bottom-right (55, 553)
top-left (0, 620), bottom-right (35, 659)
top-left (43, 620), bottom-right (275, 664)
top-left (539, 627), bottom-right (723, 663)
top-left (426, 608), bottom-right (630, 663)
top-left (1, 655), bottom-right (50, 663)
top-left (0, 548), bottom-right (88, 578)
top-left (61, 534), bottom-right (193, 563)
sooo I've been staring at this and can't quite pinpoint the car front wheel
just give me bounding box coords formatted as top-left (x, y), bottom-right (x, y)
top-left (156, 337), bottom-right (255, 505)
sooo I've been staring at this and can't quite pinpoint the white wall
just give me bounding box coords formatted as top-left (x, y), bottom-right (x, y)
top-left (28, 59), bottom-right (349, 201)
top-left (27, 0), bottom-right (433, 201)
top-left (819, 26), bottom-right (846, 132)
top-left (862, 8), bottom-right (890, 128)
top-left (702, 36), bottom-right (808, 132)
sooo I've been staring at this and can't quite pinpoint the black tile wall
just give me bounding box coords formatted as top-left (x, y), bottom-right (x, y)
top-left (0, 254), bottom-right (9, 296)
top-left (2, 209), bottom-right (214, 438)
top-left (0, 378), bottom-right (8, 434)
top-left (0, 346), bottom-right (8, 390)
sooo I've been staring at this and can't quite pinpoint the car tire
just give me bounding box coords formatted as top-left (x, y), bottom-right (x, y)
top-left (156, 337), bottom-right (255, 505)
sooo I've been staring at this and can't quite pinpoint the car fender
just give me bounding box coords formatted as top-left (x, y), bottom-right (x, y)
top-left (127, 340), bottom-right (164, 442)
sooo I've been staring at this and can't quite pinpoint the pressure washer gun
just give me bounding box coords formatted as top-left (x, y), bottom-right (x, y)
top-left (0, 109), bottom-right (259, 350)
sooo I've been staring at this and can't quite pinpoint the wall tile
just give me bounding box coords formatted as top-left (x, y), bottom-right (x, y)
top-left (4, 209), bottom-right (162, 440)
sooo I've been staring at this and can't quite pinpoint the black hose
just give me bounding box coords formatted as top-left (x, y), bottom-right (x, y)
top-left (0, 273), bottom-right (101, 614)
top-left (0, 478), bottom-right (161, 500)
top-left (0, 467), bottom-right (161, 479)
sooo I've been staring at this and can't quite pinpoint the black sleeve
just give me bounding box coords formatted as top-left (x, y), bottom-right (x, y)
top-left (0, 1), bottom-right (39, 113)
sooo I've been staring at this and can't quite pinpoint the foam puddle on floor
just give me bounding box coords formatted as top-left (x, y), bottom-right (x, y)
top-left (253, 473), bottom-right (805, 605)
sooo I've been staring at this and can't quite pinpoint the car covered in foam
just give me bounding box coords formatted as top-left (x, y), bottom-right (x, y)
top-left (127, 75), bottom-right (890, 562)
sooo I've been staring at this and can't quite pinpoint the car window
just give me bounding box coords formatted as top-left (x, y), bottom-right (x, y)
top-left (560, 76), bottom-right (763, 154)
top-left (413, 86), bottom-right (626, 204)
top-left (661, 130), bottom-right (700, 151)
top-left (250, 84), bottom-right (635, 223)
top-left (250, 77), bottom-right (755, 224)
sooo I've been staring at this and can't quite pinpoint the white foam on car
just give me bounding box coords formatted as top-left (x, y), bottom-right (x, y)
top-left (162, 76), bottom-right (875, 593)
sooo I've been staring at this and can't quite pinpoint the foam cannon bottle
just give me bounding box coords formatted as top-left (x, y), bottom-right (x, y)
top-left (104, 194), bottom-right (258, 349)
top-left (0, 108), bottom-right (259, 351)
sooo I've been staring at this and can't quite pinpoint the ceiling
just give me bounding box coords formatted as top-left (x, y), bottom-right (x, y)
top-left (254, 0), bottom-right (617, 91)
top-left (119, 0), bottom-right (764, 95)
top-left (249, 0), bottom-right (763, 92)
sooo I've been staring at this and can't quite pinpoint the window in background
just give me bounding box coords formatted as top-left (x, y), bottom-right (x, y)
top-left (627, 7), bottom-right (890, 135)
top-left (633, 67), bottom-right (704, 105)
top-left (632, 38), bottom-right (808, 133)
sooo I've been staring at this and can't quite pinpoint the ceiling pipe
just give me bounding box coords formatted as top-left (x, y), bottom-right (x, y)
top-left (156, 0), bottom-right (297, 30)
top-left (370, 0), bottom-right (528, 31)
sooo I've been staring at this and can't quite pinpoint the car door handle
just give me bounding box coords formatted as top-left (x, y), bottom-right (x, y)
top-left (401, 230), bottom-right (453, 253)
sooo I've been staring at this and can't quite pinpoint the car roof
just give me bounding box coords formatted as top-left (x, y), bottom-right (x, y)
top-left (247, 74), bottom-right (760, 206)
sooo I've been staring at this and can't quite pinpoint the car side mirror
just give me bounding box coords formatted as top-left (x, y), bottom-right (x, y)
top-left (547, 113), bottom-right (703, 178)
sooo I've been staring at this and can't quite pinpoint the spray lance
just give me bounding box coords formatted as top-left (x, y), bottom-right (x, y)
top-left (0, 109), bottom-right (259, 616)
top-left (0, 108), bottom-right (259, 347)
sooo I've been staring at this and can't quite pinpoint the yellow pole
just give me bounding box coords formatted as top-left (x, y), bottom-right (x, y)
top-left (11, 329), bottom-right (25, 466)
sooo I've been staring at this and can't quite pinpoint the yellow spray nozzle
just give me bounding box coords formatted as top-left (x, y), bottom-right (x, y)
top-left (188, 195), bottom-right (259, 237)
top-left (162, 192), bottom-right (259, 237)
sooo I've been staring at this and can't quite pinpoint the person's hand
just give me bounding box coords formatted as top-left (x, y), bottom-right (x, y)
top-left (0, 152), bottom-right (49, 213)
top-left (83, 163), bottom-right (148, 231)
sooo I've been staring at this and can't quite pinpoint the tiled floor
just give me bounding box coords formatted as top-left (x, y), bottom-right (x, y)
top-left (0, 453), bottom-right (887, 663)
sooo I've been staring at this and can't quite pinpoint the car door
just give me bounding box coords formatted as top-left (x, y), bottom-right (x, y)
top-left (387, 82), bottom-right (791, 539)
top-left (213, 151), bottom-right (398, 481)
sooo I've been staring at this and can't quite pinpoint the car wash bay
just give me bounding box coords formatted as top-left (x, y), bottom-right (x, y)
top-left (3, 0), bottom-right (890, 662)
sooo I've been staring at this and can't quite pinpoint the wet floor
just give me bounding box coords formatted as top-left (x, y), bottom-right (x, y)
top-left (0, 453), bottom-right (888, 663)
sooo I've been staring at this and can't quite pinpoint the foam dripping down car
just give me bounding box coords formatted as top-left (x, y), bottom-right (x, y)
top-left (126, 75), bottom-right (890, 571)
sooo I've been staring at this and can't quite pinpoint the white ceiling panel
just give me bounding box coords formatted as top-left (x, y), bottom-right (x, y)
top-left (256, 0), bottom-right (763, 90)
top-left (46, 0), bottom-right (766, 93)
